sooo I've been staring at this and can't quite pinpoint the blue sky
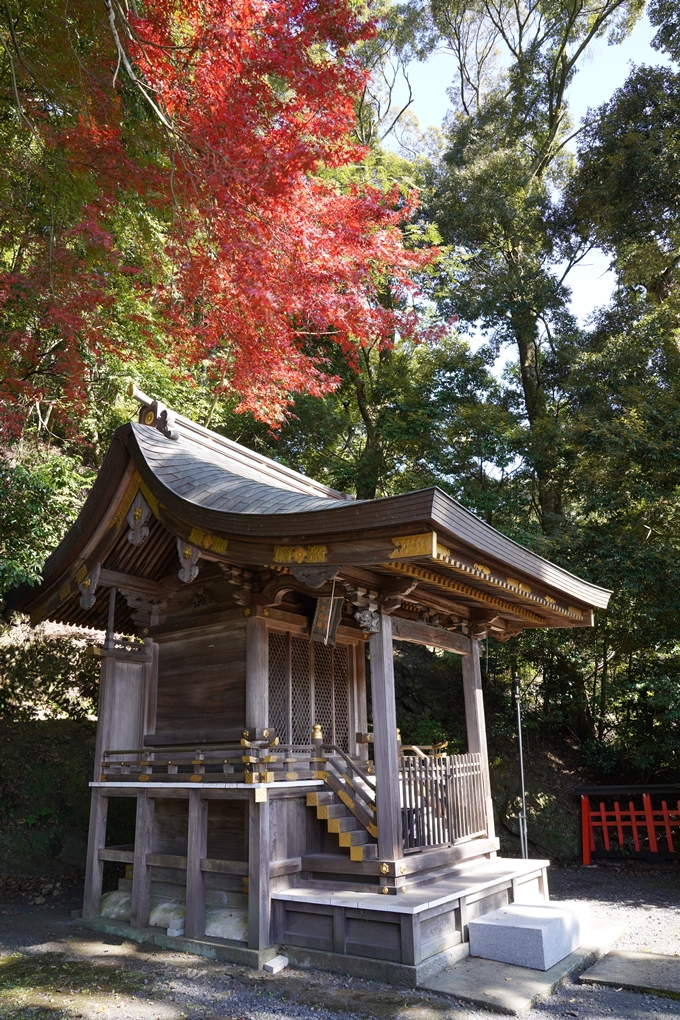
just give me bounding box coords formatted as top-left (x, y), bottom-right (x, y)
top-left (396, 12), bottom-right (672, 326)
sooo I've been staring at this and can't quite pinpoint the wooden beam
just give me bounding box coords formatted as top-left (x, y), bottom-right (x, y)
top-left (130, 792), bottom-right (154, 928)
top-left (299, 837), bottom-right (499, 876)
top-left (185, 790), bottom-right (208, 939)
top-left (200, 858), bottom-right (249, 875)
top-left (83, 791), bottom-right (108, 918)
top-left (98, 848), bottom-right (134, 864)
top-left (390, 616), bottom-right (470, 655)
top-left (146, 853), bottom-right (187, 868)
top-left (462, 640), bottom-right (496, 846)
top-left (368, 613), bottom-right (403, 863)
top-left (98, 569), bottom-right (169, 597)
top-left (269, 857), bottom-right (302, 878)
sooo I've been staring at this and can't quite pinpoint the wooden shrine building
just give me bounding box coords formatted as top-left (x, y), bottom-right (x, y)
top-left (5, 389), bottom-right (611, 984)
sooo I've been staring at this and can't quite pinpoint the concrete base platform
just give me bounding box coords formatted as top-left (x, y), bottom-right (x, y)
top-left (420, 921), bottom-right (622, 1015)
top-left (284, 939), bottom-right (470, 988)
top-left (580, 950), bottom-right (680, 999)
top-left (76, 916), bottom-right (277, 970)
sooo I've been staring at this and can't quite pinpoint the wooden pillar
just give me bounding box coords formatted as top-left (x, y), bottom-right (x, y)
top-left (462, 638), bottom-right (496, 843)
top-left (143, 639), bottom-right (159, 736)
top-left (354, 643), bottom-right (368, 760)
top-left (185, 791), bottom-right (208, 938)
top-left (246, 614), bottom-right (268, 731)
top-left (368, 613), bottom-right (403, 862)
top-left (247, 793), bottom-right (271, 950)
top-left (93, 656), bottom-right (115, 781)
top-left (130, 791), bottom-right (155, 928)
top-left (82, 790), bottom-right (108, 918)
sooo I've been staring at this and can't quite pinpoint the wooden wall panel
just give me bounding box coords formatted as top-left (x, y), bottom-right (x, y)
top-left (152, 799), bottom-right (188, 857)
top-left (281, 904), bottom-right (334, 952)
top-left (207, 801), bottom-right (247, 862)
top-left (155, 625), bottom-right (246, 734)
top-left (269, 795), bottom-right (308, 863)
top-left (106, 660), bottom-right (147, 754)
top-left (346, 914), bottom-right (402, 962)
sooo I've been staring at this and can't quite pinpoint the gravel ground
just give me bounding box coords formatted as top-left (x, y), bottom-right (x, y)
top-left (0, 863), bottom-right (678, 1020)
top-left (548, 861), bottom-right (680, 956)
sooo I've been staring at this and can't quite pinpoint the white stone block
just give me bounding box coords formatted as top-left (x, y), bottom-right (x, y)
top-left (204, 906), bottom-right (248, 941)
top-left (468, 901), bottom-right (590, 971)
top-left (166, 923), bottom-right (185, 937)
top-left (263, 955), bottom-right (289, 974)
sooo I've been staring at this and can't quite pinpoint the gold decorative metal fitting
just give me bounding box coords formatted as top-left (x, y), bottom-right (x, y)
top-left (133, 506), bottom-right (143, 520)
top-left (400, 864), bottom-right (407, 874)
top-left (380, 863), bottom-right (389, 875)
top-left (401, 886), bottom-right (407, 894)
top-left (144, 410), bottom-right (155, 425)
top-left (243, 607), bottom-right (251, 616)
top-left (311, 723), bottom-right (323, 740)
top-left (262, 729), bottom-right (269, 738)
top-left (381, 886), bottom-right (389, 895)
top-left (183, 546), bottom-right (193, 559)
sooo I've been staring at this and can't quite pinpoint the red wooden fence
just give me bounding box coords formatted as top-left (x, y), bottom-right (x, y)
top-left (578, 785), bottom-right (680, 865)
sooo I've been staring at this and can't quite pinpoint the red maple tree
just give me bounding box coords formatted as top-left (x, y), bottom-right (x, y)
top-left (0, 0), bottom-right (431, 436)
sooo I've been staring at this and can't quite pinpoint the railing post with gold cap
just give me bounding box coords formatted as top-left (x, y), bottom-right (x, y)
top-left (311, 723), bottom-right (326, 776)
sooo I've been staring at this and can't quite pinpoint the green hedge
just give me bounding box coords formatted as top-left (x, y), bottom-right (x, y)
top-left (0, 720), bottom-right (96, 876)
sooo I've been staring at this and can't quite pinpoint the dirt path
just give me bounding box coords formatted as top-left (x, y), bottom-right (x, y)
top-left (0, 863), bottom-right (678, 1020)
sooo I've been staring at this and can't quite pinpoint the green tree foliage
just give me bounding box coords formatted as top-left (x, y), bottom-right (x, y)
top-left (420, 0), bottom-right (644, 532)
top-left (0, 719), bottom-right (97, 874)
top-left (253, 333), bottom-right (520, 509)
top-left (0, 622), bottom-right (99, 722)
top-left (0, 448), bottom-right (94, 596)
top-left (2, 0), bottom-right (680, 794)
top-left (570, 66), bottom-right (680, 302)
top-left (649, 0), bottom-right (680, 59)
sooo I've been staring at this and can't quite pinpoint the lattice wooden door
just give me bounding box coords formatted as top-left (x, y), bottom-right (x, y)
top-left (267, 632), bottom-right (350, 750)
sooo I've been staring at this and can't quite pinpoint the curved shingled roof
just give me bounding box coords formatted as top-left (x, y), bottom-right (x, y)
top-left (3, 404), bottom-right (612, 628)
top-left (132, 420), bottom-right (356, 514)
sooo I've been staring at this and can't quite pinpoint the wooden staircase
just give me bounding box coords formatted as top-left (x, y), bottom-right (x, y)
top-left (306, 789), bottom-right (378, 861)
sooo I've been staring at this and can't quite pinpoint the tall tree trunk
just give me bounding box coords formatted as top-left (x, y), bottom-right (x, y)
top-left (511, 306), bottom-right (563, 533)
top-left (354, 378), bottom-right (384, 500)
top-left (597, 628), bottom-right (608, 742)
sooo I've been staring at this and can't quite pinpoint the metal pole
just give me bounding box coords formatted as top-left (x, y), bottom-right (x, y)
top-left (514, 672), bottom-right (528, 859)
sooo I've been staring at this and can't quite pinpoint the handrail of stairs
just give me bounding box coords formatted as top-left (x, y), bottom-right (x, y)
top-left (309, 727), bottom-right (378, 838)
top-left (322, 742), bottom-right (376, 783)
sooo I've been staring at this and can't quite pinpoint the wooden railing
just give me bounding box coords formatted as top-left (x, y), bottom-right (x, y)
top-left (99, 730), bottom-right (323, 784)
top-left (400, 752), bottom-right (486, 849)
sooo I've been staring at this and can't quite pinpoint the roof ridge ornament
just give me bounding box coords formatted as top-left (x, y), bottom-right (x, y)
top-left (127, 382), bottom-right (179, 441)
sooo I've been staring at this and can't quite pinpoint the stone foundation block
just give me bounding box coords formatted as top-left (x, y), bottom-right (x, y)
top-left (469, 901), bottom-right (590, 971)
top-left (263, 955), bottom-right (289, 974)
